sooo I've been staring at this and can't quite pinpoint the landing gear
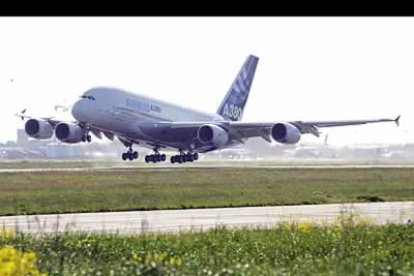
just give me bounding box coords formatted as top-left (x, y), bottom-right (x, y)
top-left (82, 134), bottom-right (92, 143)
top-left (121, 145), bottom-right (138, 161)
top-left (81, 125), bottom-right (92, 143)
top-left (170, 151), bottom-right (199, 164)
top-left (145, 149), bottom-right (166, 163)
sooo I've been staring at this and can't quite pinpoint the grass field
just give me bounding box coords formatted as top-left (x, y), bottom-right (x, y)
top-left (1, 167), bottom-right (414, 215)
top-left (1, 158), bottom-right (414, 169)
top-left (2, 219), bottom-right (414, 275)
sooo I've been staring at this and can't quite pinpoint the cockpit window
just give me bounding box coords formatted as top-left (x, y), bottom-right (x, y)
top-left (80, 95), bottom-right (96, 100)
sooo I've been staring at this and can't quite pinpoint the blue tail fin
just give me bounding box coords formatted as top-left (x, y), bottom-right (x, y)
top-left (216, 55), bottom-right (259, 121)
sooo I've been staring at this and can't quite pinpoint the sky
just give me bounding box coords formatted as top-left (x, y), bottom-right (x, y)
top-left (0, 17), bottom-right (413, 146)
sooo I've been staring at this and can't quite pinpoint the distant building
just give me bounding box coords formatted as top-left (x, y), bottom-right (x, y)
top-left (0, 146), bottom-right (44, 159)
top-left (17, 129), bottom-right (28, 146)
top-left (46, 143), bottom-right (84, 158)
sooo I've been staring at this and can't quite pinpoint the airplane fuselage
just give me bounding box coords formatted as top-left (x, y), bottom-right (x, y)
top-left (72, 87), bottom-right (226, 151)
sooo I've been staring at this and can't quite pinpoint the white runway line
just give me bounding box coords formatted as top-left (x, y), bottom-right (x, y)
top-left (1, 201), bottom-right (413, 234)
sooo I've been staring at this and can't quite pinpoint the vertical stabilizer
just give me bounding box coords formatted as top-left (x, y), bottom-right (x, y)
top-left (216, 55), bottom-right (259, 121)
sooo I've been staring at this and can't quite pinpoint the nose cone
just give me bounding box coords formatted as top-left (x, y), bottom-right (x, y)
top-left (72, 99), bottom-right (89, 122)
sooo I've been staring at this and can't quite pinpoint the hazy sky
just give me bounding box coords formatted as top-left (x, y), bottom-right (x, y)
top-left (0, 17), bottom-right (412, 146)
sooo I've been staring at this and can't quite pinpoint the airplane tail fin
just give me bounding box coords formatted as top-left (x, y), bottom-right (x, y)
top-left (216, 55), bottom-right (259, 121)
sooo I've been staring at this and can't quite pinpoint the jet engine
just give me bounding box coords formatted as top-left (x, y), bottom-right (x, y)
top-left (24, 119), bottom-right (54, 139)
top-left (197, 124), bottom-right (229, 147)
top-left (271, 122), bottom-right (301, 144)
top-left (55, 122), bottom-right (84, 143)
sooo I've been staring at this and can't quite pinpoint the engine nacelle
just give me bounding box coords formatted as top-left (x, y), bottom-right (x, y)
top-left (271, 123), bottom-right (301, 144)
top-left (197, 124), bottom-right (229, 147)
top-left (24, 119), bottom-right (54, 139)
top-left (55, 123), bottom-right (84, 143)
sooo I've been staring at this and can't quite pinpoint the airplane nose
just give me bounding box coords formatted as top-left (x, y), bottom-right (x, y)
top-left (72, 99), bottom-right (87, 121)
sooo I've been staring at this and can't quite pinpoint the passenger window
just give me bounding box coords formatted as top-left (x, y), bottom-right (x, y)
top-left (80, 95), bottom-right (95, 100)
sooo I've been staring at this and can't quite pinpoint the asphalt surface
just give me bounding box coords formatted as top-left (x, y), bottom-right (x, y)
top-left (1, 201), bottom-right (413, 234)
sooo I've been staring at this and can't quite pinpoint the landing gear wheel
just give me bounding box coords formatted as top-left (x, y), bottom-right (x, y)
top-left (144, 148), bottom-right (167, 164)
top-left (170, 152), bottom-right (199, 165)
top-left (121, 144), bottom-right (138, 161)
top-left (87, 135), bottom-right (92, 142)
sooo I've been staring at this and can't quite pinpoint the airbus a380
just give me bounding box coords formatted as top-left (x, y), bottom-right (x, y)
top-left (17, 55), bottom-right (400, 164)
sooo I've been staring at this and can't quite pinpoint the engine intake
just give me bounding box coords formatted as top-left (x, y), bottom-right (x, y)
top-left (271, 123), bottom-right (301, 144)
top-left (55, 123), bottom-right (84, 143)
top-left (24, 119), bottom-right (53, 139)
top-left (197, 124), bottom-right (229, 147)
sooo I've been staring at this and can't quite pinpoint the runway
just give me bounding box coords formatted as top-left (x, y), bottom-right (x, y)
top-left (1, 201), bottom-right (413, 234)
top-left (2, 164), bottom-right (414, 173)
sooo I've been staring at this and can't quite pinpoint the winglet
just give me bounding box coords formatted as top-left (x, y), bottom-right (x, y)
top-left (15, 108), bottom-right (27, 120)
top-left (395, 115), bottom-right (401, 127)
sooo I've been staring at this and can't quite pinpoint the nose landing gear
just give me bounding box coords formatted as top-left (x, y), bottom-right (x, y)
top-left (81, 125), bottom-right (92, 143)
top-left (81, 134), bottom-right (92, 143)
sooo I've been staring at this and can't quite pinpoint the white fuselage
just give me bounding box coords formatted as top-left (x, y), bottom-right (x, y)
top-left (72, 87), bottom-right (224, 150)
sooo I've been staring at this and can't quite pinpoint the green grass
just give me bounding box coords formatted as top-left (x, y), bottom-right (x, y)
top-left (1, 158), bottom-right (414, 169)
top-left (1, 168), bottom-right (414, 215)
top-left (2, 222), bottom-right (414, 275)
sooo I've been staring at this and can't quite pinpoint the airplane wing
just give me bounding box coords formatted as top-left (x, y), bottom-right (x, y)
top-left (16, 106), bottom-right (399, 152)
top-left (15, 110), bottom-right (106, 140)
top-left (15, 110), bottom-right (62, 126)
top-left (289, 116), bottom-right (400, 137)
top-left (227, 116), bottom-right (400, 141)
top-left (157, 115), bottom-right (400, 144)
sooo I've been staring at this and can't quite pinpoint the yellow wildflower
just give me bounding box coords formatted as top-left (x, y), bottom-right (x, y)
top-left (0, 247), bottom-right (47, 276)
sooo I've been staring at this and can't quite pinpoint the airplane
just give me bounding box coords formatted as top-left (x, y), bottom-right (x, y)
top-left (16, 55), bottom-right (400, 164)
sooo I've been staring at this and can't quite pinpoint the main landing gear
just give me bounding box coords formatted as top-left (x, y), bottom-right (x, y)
top-left (119, 145), bottom-right (199, 164)
top-left (170, 151), bottom-right (199, 164)
top-left (145, 149), bottom-right (166, 163)
top-left (122, 146), bottom-right (139, 161)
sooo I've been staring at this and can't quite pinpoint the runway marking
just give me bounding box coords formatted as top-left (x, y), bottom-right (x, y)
top-left (1, 201), bottom-right (413, 234)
